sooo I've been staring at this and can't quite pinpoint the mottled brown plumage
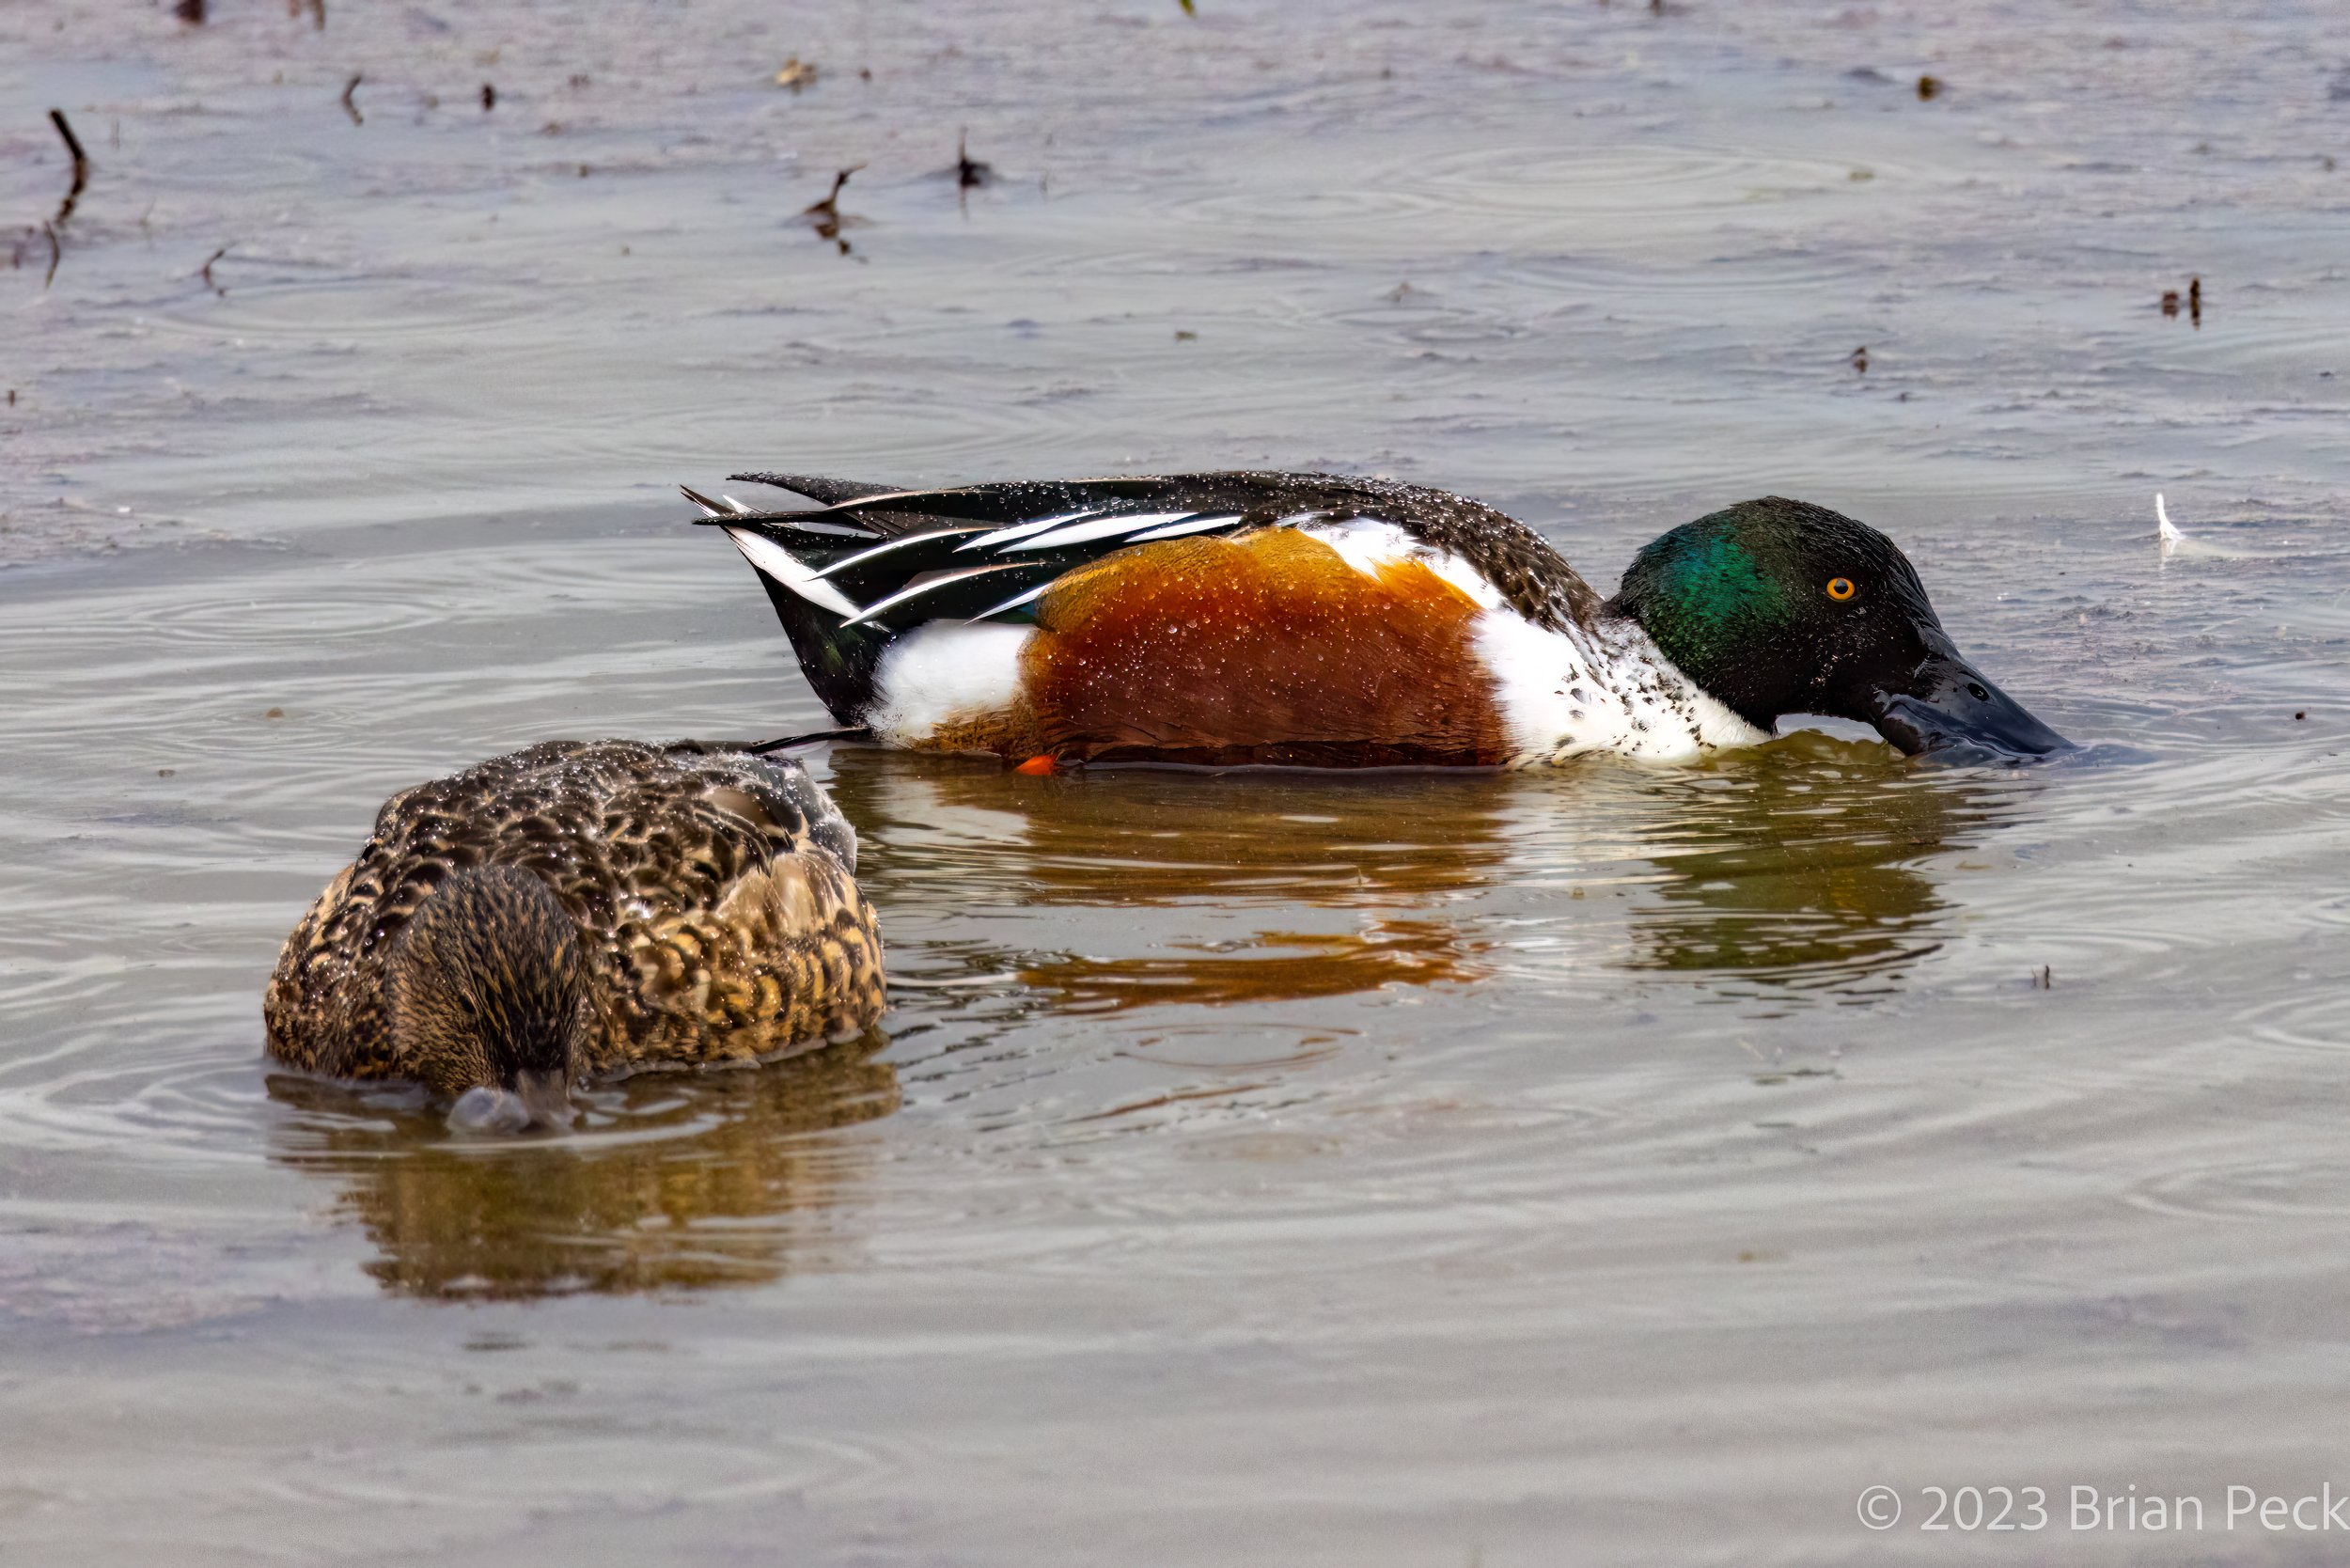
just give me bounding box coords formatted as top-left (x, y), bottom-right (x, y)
top-left (264, 741), bottom-right (885, 1112)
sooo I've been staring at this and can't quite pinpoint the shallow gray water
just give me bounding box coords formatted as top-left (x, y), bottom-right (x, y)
top-left (5, 2), bottom-right (2350, 1563)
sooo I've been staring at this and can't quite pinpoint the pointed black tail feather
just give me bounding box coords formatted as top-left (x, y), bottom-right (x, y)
top-left (728, 472), bottom-right (903, 507)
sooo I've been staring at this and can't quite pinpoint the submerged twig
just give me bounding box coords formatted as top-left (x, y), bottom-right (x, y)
top-left (41, 221), bottom-right (59, 290)
top-left (198, 243), bottom-right (230, 296)
top-left (49, 110), bottom-right (91, 226)
top-left (340, 73), bottom-right (364, 126)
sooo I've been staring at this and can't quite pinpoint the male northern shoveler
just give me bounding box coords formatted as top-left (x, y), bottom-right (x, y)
top-left (685, 470), bottom-right (2067, 769)
top-left (264, 740), bottom-right (885, 1131)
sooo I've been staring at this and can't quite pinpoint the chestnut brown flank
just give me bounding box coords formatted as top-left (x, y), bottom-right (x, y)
top-left (989, 528), bottom-right (1508, 767)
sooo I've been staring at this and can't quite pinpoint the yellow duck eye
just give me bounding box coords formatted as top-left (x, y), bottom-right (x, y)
top-left (1825, 576), bottom-right (1857, 602)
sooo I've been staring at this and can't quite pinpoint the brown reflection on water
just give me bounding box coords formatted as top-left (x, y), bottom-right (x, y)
top-left (827, 739), bottom-right (2008, 1010)
top-left (1040, 918), bottom-right (1476, 1012)
top-left (1626, 733), bottom-right (2004, 992)
top-left (828, 752), bottom-right (1504, 1007)
top-left (267, 1033), bottom-right (897, 1300)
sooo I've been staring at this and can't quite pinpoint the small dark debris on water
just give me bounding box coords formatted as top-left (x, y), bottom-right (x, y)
top-left (1849, 346), bottom-right (1869, 373)
top-left (341, 73), bottom-right (364, 125)
top-left (2160, 276), bottom-right (2202, 326)
top-left (198, 243), bottom-right (229, 295)
top-left (775, 57), bottom-right (819, 90)
top-left (2034, 965), bottom-right (2052, 989)
top-left (1916, 73), bottom-right (1942, 100)
top-left (157, 767), bottom-right (176, 777)
top-left (1179, 0), bottom-right (1196, 14)
top-left (40, 221), bottom-right (60, 290)
top-left (953, 132), bottom-right (995, 190)
top-left (2295, 711), bottom-right (2308, 721)
top-left (1752, 1066), bottom-right (1837, 1086)
top-left (49, 110), bottom-right (91, 226)
top-left (176, 0), bottom-right (205, 23)
top-left (801, 165), bottom-right (865, 255)
top-left (264, 708), bottom-right (286, 720)
top-left (6, 390), bottom-right (13, 406)
top-left (480, 83), bottom-right (496, 111)
top-left (1174, 329), bottom-right (1198, 341)
top-left (290, 0), bottom-right (325, 28)
top-left (803, 165), bottom-right (858, 221)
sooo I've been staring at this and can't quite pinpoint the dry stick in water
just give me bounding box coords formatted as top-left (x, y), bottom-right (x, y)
top-left (341, 73), bottom-right (364, 125)
top-left (48, 110), bottom-right (91, 226)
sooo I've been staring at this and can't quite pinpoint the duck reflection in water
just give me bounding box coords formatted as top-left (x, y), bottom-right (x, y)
top-left (267, 1032), bottom-right (895, 1300)
top-left (828, 731), bottom-right (2008, 1011)
top-left (1618, 730), bottom-right (2012, 995)
top-left (822, 749), bottom-right (1509, 1011)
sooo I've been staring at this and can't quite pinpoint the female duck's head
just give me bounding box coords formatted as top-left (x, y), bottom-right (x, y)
top-left (1610, 497), bottom-right (2069, 761)
top-left (384, 865), bottom-right (588, 1132)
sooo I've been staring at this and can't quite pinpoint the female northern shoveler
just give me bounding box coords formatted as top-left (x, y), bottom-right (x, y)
top-left (685, 470), bottom-right (2067, 769)
top-left (264, 740), bottom-right (885, 1131)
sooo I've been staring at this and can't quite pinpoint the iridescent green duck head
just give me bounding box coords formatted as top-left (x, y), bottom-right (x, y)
top-left (384, 865), bottom-right (588, 1132)
top-left (1609, 497), bottom-right (2069, 761)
